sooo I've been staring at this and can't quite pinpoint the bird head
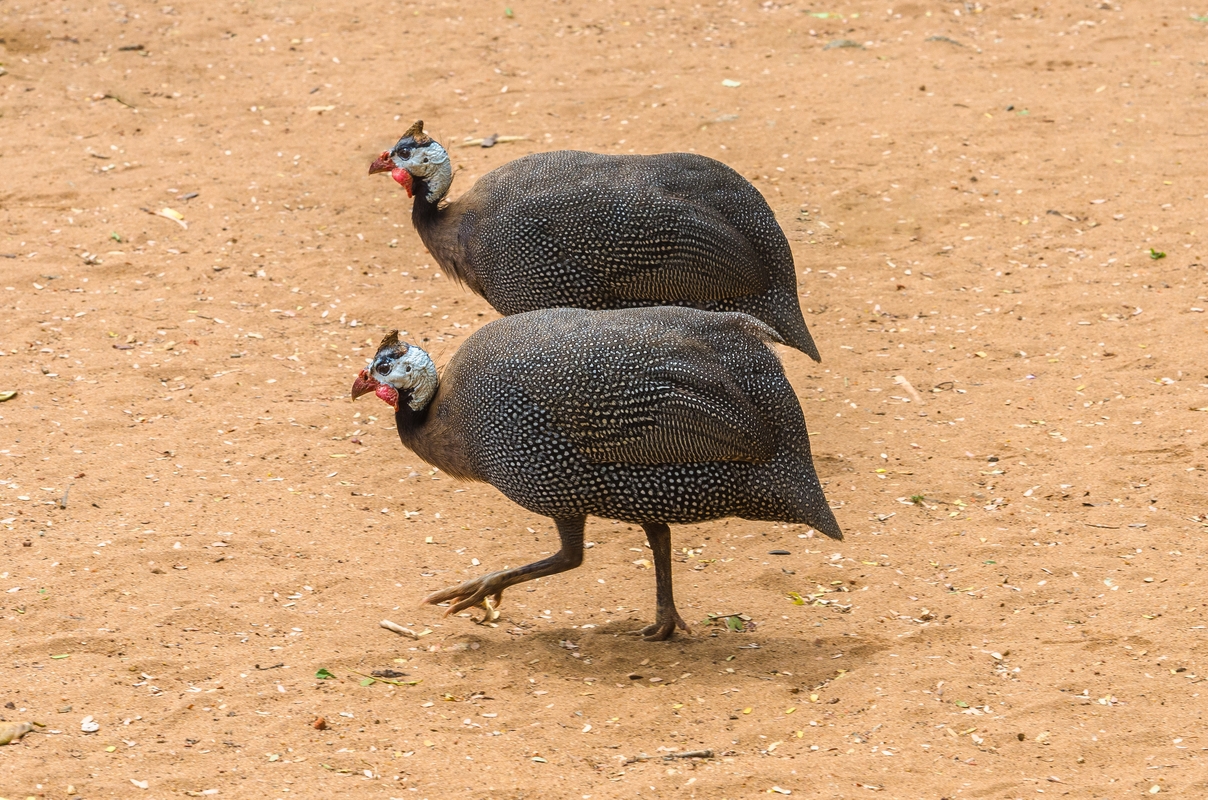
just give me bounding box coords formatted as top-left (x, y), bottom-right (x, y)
top-left (368, 120), bottom-right (452, 203)
top-left (351, 330), bottom-right (438, 412)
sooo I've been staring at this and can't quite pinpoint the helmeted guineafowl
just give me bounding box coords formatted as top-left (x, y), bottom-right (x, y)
top-left (350, 306), bottom-right (841, 641)
top-left (368, 120), bottom-right (823, 361)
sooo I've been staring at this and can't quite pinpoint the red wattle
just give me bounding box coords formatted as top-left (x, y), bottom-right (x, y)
top-left (376, 383), bottom-right (400, 410)
top-left (391, 168), bottom-right (414, 198)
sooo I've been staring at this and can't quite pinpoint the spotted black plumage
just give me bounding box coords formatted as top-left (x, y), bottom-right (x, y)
top-left (370, 121), bottom-right (822, 361)
top-left (351, 306), bottom-right (841, 641)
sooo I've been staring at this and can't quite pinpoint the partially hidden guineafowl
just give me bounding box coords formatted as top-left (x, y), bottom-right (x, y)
top-left (350, 306), bottom-right (842, 641)
top-left (368, 121), bottom-right (823, 361)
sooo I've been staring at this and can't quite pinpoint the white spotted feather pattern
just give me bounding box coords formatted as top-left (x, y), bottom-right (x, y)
top-left (383, 307), bottom-right (840, 536)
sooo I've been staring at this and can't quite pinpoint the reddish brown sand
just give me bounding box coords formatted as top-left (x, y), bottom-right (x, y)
top-left (2, 1), bottom-right (1207, 797)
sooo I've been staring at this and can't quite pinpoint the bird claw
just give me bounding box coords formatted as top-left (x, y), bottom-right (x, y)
top-left (473, 595), bottom-right (502, 624)
top-left (423, 575), bottom-right (505, 624)
top-left (629, 609), bottom-right (691, 642)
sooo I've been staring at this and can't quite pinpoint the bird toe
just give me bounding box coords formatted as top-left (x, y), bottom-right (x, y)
top-left (478, 595), bottom-right (502, 623)
top-left (422, 586), bottom-right (461, 606)
top-left (632, 612), bottom-right (689, 642)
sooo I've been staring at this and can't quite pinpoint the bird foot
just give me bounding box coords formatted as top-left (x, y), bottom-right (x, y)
top-left (630, 608), bottom-right (690, 642)
top-left (476, 595), bottom-right (501, 624)
top-left (423, 574), bottom-right (505, 623)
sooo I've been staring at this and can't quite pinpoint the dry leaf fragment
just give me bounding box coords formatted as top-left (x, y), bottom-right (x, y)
top-left (0, 721), bottom-right (44, 745)
top-left (140, 206), bottom-right (187, 229)
top-left (666, 748), bottom-right (712, 759)
top-left (457, 135), bottom-right (528, 147)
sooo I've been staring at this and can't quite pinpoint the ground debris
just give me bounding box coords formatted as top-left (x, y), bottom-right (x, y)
top-left (0, 721), bottom-right (44, 745)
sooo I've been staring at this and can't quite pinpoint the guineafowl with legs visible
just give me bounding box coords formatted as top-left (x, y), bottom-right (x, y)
top-left (350, 306), bottom-right (841, 641)
top-left (369, 121), bottom-right (822, 361)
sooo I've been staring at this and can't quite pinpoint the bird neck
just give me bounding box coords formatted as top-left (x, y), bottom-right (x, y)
top-left (392, 395), bottom-right (479, 483)
top-left (391, 401), bottom-right (434, 471)
top-left (410, 187), bottom-right (479, 294)
top-left (411, 181), bottom-right (443, 226)
top-left (394, 400), bottom-right (432, 455)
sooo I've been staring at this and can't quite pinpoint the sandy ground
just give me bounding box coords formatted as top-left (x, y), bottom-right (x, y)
top-left (2, 0), bottom-right (1208, 797)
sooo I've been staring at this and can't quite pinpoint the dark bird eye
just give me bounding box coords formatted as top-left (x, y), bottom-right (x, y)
top-left (399, 148), bottom-right (412, 159)
top-left (375, 363), bottom-right (390, 376)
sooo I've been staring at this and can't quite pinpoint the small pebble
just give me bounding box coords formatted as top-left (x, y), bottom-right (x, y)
top-left (769, 549), bottom-right (791, 556)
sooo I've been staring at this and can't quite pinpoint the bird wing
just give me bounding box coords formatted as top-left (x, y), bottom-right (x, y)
top-left (469, 190), bottom-right (771, 303)
top-left (548, 345), bottom-right (777, 465)
top-left (593, 195), bottom-right (772, 301)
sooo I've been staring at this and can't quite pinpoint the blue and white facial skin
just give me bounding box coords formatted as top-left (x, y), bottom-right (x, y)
top-left (350, 335), bottom-right (438, 412)
top-left (367, 122), bottom-right (453, 204)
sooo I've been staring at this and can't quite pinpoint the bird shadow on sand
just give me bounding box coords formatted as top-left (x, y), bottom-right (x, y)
top-left (398, 620), bottom-right (889, 693)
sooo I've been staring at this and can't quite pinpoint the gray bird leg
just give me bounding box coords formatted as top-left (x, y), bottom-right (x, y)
top-left (634, 522), bottom-right (690, 641)
top-left (423, 516), bottom-right (586, 621)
